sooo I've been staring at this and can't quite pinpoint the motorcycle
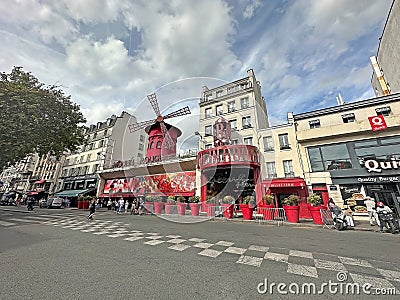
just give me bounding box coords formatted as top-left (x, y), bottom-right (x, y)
top-left (331, 207), bottom-right (348, 231)
top-left (27, 199), bottom-right (34, 211)
top-left (377, 211), bottom-right (400, 234)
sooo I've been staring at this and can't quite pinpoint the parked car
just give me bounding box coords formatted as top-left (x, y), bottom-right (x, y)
top-left (47, 197), bottom-right (64, 209)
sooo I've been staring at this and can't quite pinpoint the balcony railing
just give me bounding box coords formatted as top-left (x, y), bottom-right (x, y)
top-left (197, 145), bottom-right (260, 169)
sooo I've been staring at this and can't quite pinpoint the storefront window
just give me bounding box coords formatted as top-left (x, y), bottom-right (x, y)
top-left (308, 144), bottom-right (351, 171)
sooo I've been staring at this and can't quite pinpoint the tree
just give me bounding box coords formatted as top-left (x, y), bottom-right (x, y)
top-left (0, 66), bottom-right (86, 169)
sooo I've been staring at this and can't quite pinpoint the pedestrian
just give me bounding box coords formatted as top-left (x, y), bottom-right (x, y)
top-left (343, 206), bottom-right (355, 228)
top-left (65, 198), bottom-right (70, 208)
top-left (88, 198), bottom-right (96, 220)
top-left (118, 197), bottom-right (124, 214)
top-left (376, 201), bottom-right (393, 232)
top-left (107, 199), bottom-right (112, 210)
top-left (364, 196), bottom-right (380, 227)
top-left (124, 199), bottom-right (129, 213)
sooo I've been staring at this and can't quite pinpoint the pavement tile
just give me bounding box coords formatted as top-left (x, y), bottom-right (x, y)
top-left (314, 259), bottom-right (347, 272)
top-left (215, 241), bottom-right (234, 247)
top-left (377, 268), bottom-right (400, 282)
top-left (287, 263), bottom-right (318, 278)
top-left (338, 256), bottom-right (373, 268)
top-left (224, 247), bottom-right (246, 255)
top-left (236, 255), bottom-right (263, 267)
top-left (289, 250), bottom-right (313, 259)
top-left (198, 249), bottom-right (223, 258)
top-left (248, 245), bottom-right (269, 252)
top-left (168, 244), bottom-right (191, 251)
top-left (264, 252), bottom-right (289, 263)
top-left (144, 240), bottom-right (165, 246)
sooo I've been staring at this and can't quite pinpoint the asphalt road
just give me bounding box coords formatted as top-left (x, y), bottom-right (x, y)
top-left (0, 207), bottom-right (399, 300)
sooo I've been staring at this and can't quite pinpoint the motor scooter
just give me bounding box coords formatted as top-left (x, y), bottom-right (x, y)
top-left (331, 207), bottom-right (348, 231)
top-left (377, 211), bottom-right (399, 234)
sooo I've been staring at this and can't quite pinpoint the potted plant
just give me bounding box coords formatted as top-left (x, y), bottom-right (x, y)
top-left (205, 195), bottom-right (218, 217)
top-left (283, 194), bottom-right (300, 223)
top-left (77, 195), bottom-right (84, 209)
top-left (188, 196), bottom-right (201, 216)
top-left (240, 195), bottom-right (255, 220)
top-left (165, 196), bottom-right (175, 214)
top-left (307, 194), bottom-right (325, 225)
top-left (176, 196), bottom-right (186, 215)
top-left (261, 194), bottom-right (275, 220)
top-left (83, 195), bottom-right (92, 209)
top-left (152, 195), bottom-right (164, 215)
top-left (222, 195), bottom-right (235, 219)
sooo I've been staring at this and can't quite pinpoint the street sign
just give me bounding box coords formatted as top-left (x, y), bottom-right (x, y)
top-left (368, 115), bottom-right (387, 131)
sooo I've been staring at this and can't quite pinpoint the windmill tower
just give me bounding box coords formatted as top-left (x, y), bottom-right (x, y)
top-left (128, 93), bottom-right (191, 160)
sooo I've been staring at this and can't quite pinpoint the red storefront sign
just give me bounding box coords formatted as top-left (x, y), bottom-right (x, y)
top-left (368, 115), bottom-right (387, 131)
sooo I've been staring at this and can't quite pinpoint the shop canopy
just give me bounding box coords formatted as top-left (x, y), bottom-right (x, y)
top-left (54, 189), bottom-right (94, 197)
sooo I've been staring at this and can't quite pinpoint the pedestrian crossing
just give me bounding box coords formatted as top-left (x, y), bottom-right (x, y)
top-left (1, 212), bottom-right (400, 293)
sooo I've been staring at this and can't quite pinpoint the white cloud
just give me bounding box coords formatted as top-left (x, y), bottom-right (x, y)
top-left (243, 0), bottom-right (262, 19)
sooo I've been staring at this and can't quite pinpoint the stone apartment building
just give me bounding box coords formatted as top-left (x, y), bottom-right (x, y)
top-left (55, 111), bottom-right (146, 203)
top-left (292, 92), bottom-right (400, 216)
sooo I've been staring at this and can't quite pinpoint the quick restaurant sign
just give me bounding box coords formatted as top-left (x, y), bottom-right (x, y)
top-left (363, 158), bottom-right (400, 173)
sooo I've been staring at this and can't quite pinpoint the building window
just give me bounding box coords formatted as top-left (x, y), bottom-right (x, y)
top-left (309, 119), bottom-right (320, 129)
top-left (228, 101), bottom-right (236, 112)
top-left (263, 136), bottom-right (274, 151)
top-left (216, 105), bottom-right (223, 116)
top-left (149, 141), bottom-right (154, 149)
top-left (93, 164), bottom-right (99, 173)
top-left (205, 144), bottom-right (213, 149)
top-left (156, 141), bottom-right (162, 149)
top-left (244, 137), bottom-right (253, 145)
top-left (205, 94), bottom-right (212, 101)
top-left (278, 134), bottom-right (290, 150)
top-left (138, 143), bottom-right (144, 151)
top-left (308, 143), bottom-right (352, 172)
top-left (342, 113), bottom-right (355, 123)
top-left (229, 119), bottom-right (237, 130)
top-left (283, 160), bottom-right (294, 177)
top-left (205, 107), bottom-right (212, 118)
top-left (242, 116), bottom-right (252, 129)
top-left (140, 135), bottom-right (145, 142)
top-left (241, 97), bottom-right (249, 109)
top-left (103, 130), bottom-right (107, 136)
top-left (266, 162), bottom-right (277, 178)
top-left (216, 90), bottom-right (223, 98)
top-left (376, 106), bottom-right (391, 116)
top-left (231, 139), bottom-right (238, 145)
top-left (227, 86), bottom-right (234, 94)
top-left (98, 140), bottom-right (104, 148)
top-left (205, 125), bottom-right (212, 136)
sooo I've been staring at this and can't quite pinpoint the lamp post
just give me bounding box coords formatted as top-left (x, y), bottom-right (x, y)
top-left (194, 131), bottom-right (205, 150)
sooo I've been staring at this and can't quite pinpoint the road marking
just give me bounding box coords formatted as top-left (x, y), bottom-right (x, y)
top-left (0, 220), bottom-right (15, 226)
top-left (166, 238), bottom-right (186, 244)
top-left (168, 244), bottom-right (191, 251)
top-left (314, 259), bottom-right (347, 272)
top-left (236, 255), bottom-right (263, 267)
top-left (249, 245), bottom-right (269, 252)
top-left (215, 241), bottom-right (234, 247)
top-left (264, 252), bottom-right (289, 263)
top-left (350, 273), bottom-right (397, 291)
top-left (8, 218), bottom-right (40, 223)
top-left (377, 268), bottom-right (400, 282)
top-left (145, 240), bottom-right (165, 246)
top-left (224, 247), bottom-right (246, 255)
top-left (124, 236), bottom-right (144, 242)
top-left (287, 263), bottom-right (318, 278)
top-left (339, 256), bottom-right (373, 268)
top-left (165, 235), bottom-right (181, 238)
top-left (188, 238), bottom-right (206, 242)
top-left (193, 242), bottom-right (213, 249)
top-left (198, 249), bottom-right (222, 258)
top-left (289, 250), bottom-right (313, 259)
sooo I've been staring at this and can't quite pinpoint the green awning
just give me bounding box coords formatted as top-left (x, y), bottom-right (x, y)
top-left (54, 189), bottom-right (93, 197)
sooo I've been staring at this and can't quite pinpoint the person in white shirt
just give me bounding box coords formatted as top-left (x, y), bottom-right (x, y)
top-left (364, 197), bottom-right (380, 226)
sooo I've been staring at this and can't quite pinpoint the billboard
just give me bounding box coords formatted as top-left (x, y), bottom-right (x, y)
top-left (103, 171), bottom-right (196, 195)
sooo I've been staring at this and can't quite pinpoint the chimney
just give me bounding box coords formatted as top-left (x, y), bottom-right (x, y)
top-left (336, 93), bottom-right (345, 105)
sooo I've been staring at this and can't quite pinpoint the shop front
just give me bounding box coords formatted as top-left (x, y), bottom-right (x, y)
top-left (261, 177), bottom-right (310, 218)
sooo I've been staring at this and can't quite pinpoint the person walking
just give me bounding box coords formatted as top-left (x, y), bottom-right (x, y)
top-left (364, 196), bottom-right (380, 227)
top-left (87, 199), bottom-right (96, 220)
top-left (118, 198), bottom-right (124, 214)
top-left (107, 199), bottom-right (112, 210)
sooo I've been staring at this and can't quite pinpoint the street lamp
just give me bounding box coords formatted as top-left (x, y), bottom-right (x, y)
top-left (194, 131), bottom-right (205, 150)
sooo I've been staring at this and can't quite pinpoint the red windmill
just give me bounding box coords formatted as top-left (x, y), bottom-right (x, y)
top-left (128, 93), bottom-right (191, 160)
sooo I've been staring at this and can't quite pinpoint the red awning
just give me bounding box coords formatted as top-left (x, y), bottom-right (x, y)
top-left (264, 178), bottom-right (306, 188)
top-left (34, 179), bottom-right (45, 184)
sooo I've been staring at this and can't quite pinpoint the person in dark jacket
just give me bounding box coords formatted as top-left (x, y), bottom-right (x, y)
top-left (88, 198), bottom-right (96, 220)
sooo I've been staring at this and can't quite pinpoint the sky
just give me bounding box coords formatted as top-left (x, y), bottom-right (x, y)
top-left (0, 0), bottom-right (393, 151)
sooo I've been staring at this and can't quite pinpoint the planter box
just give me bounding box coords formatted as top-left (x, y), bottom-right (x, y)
top-left (83, 201), bottom-right (90, 209)
top-left (189, 203), bottom-right (201, 216)
top-left (308, 205), bottom-right (326, 225)
top-left (77, 201), bottom-right (83, 209)
top-left (177, 203), bottom-right (186, 215)
top-left (283, 205), bottom-right (300, 223)
top-left (240, 204), bottom-right (254, 220)
top-left (153, 202), bottom-right (164, 214)
top-left (222, 203), bottom-right (234, 219)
